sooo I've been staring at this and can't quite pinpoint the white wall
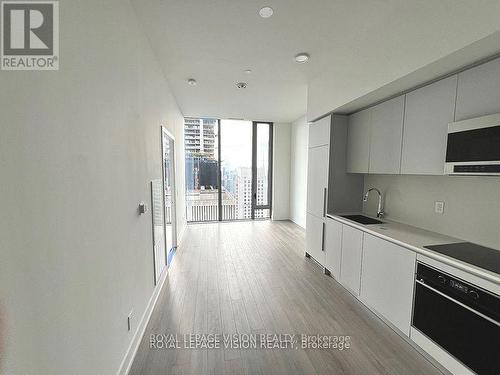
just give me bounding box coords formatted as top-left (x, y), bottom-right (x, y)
top-left (364, 175), bottom-right (500, 250)
top-left (272, 123), bottom-right (291, 220)
top-left (289, 116), bottom-right (309, 228)
top-left (0, 1), bottom-right (185, 374)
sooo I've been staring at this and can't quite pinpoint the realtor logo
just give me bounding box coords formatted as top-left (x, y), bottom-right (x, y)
top-left (1, 1), bottom-right (59, 70)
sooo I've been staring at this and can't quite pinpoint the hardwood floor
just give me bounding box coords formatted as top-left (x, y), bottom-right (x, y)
top-left (129, 220), bottom-right (441, 375)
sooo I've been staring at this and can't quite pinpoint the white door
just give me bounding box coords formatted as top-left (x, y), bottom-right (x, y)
top-left (306, 213), bottom-right (325, 265)
top-left (339, 225), bottom-right (364, 296)
top-left (306, 145), bottom-right (329, 218)
top-left (324, 217), bottom-right (343, 279)
top-left (360, 234), bottom-right (416, 336)
top-left (308, 116), bottom-right (331, 148)
top-left (401, 76), bottom-right (457, 175)
top-left (369, 95), bottom-right (405, 174)
top-left (151, 179), bottom-right (166, 284)
top-left (347, 109), bottom-right (371, 173)
top-left (160, 126), bottom-right (177, 279)
top-left (455, 57), bottom-right (500, 121)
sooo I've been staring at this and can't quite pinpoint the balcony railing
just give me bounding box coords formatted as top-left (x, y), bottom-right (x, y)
top-left (185, 191), bottom-right (237, 222)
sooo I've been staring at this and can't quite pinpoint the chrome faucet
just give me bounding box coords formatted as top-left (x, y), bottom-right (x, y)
top-left (363, 188), bottom-right (385, 218)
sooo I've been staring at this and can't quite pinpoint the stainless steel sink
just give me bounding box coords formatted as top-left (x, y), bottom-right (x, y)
top-left (340, 214), bottom-right (384, 225)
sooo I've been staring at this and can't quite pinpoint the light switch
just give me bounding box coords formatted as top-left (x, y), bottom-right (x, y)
top-left (139, 202), bottom-right (148, 214)
top-left (434, 201), bottom-right (445, 214)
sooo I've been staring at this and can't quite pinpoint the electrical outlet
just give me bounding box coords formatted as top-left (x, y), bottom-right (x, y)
top-left (434, 201), bottom-right (445, 214)
top-left (127, 310), bottom-right (133, 332)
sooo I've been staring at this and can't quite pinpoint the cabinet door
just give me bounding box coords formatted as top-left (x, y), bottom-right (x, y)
top-left (305, 213), bottom-right (325, 265)
top-left (455, 57), bottom-right (500, 121)
top-left (360, 234), bottom-right (416, 336)
top-left (401, 76), bottom-right (457, 175)
top-left (347, 109), bottom-right (371, 173)
top-left (306, 145), bottom-right (329, 218)
top-left (339, 225), bottom-right (363, 296)
top-left (308, 116), bottom-right (331, 148)
top-left (369, 96), bottom-right (405, 174)
top-left (324, 218), bottom-right (343, 279)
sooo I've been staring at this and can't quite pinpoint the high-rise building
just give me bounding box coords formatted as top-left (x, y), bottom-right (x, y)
top-left (234, 166), bottom-right (267, 219)
top-left (185, 156), bottom-right (218, 191)
top-left (184, 118), bottom-right (217, 157)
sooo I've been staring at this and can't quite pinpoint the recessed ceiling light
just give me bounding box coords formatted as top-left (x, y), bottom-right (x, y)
top-left (187, 78), bottom-right (197, 86)
top-left (294, 53), bottom-right (310, 63)
top-left (244, 69), bottom-right (252, 74)
top-left (259, 6), bottom-right (274, 18)
top-left (236, 82), bottom-right (247, 89)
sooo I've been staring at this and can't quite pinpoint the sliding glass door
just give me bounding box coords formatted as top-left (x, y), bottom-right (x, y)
top-left (220, 119), bottom-right (253, 220)
top-left (252, 122), bottom-right (273, 219)
top-left (184, 118), bottom-right (273, 222)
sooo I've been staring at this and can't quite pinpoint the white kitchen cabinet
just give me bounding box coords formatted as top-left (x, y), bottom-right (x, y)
top-left (360, 234), bottom-right (416, 336)
top-left (401, 76), bottom-right (457, 175)
top-left (308, 116), bottom-right (331, 148)
top-left (369, 95), bottom-right (405, 174)
top-left (305, 213), bottom-right (325, 265)
top-left (324, 217), bottom-right (343, 279)
top-left (306, 145), bottom-right (329, 218)
top-left (346, 109), bottom-right (371, 173)
top-left (339, 225), bottom-right (364, 296)
top-left (455, 57), bottom-right (500, 121)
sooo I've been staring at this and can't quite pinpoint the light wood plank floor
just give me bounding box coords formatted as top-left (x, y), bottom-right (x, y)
top-left (129, 220), bottom-right (441, 375)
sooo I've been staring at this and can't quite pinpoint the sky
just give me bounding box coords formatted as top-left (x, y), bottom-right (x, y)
top-left (220, 119), bottom-right (253, 169)
top-left (219, 119), bottom-right (269, 170)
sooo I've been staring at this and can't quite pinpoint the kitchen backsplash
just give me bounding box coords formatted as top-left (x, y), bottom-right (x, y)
top-left (363, 174), bottom-right (500, 250)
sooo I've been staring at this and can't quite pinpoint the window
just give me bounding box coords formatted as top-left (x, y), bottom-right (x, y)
top-left (184, 118), bottom-right (273, 222)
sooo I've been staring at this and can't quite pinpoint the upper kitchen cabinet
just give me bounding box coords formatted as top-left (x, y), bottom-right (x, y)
top-left (455, 57), bottom-right (500, 121)
top-left (308, 115), bottom-right (331, 148)
top-left (401, 75), bottom-right (457, 175)
top-left (328, 116), bottom-right (364, 214)
top-left (369, 95), bottom-right (405, 174)
top-left (346, 109), bottom-right (371, 173)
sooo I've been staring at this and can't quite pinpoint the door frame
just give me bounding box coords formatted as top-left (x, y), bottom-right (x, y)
top-left (251, 122), bottom-right (273, 219)
top-left (161, 126), bottom-right (177, 259)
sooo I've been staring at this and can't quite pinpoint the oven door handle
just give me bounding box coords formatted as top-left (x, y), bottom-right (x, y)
top-left (416, 280), bottom-right (500, 327)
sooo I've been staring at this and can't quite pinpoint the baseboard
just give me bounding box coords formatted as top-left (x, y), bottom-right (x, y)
top-left (116, 266), bottom-right (169, 375)
top-left (289, 217), bottom-right (305, 229)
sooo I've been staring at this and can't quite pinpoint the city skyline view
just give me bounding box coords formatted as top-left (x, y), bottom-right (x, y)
top-left (184, 118), bottom-right (271, 221)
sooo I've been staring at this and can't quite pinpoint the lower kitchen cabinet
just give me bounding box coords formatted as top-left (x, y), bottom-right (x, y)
top-left (324, 217), bottom-right (343, 279)
top-left (339, 225), bottom-right (364, 296)
top-left (305, 213), bottom-right (325, 266)
top-left (360, 234), bottom-right (416, 336)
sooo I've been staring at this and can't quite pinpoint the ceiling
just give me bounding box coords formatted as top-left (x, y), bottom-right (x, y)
top-left (131, 0), bottom-right (500, 123)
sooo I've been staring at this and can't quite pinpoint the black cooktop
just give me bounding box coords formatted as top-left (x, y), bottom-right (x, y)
top-left (424, 242), bottom-right (500, 275)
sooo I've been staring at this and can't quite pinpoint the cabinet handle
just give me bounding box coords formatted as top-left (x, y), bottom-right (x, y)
top-left (321, 222), bottom-right (325, 251)
top-left (323, 188), bottom-right (327, 217)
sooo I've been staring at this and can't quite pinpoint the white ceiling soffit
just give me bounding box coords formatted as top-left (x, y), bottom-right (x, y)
top-left (131, 0), bottom-right (500, 123)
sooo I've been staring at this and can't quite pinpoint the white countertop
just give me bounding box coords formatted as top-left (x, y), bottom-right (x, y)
top-left (327, 213), bottom-right (500, 285)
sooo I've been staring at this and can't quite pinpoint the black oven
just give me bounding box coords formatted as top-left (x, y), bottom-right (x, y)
top-left (412, 263), bottom-right (500, 374)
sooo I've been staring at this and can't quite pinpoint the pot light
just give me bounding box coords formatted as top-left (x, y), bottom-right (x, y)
top-left (294, 53), bottom-right (310, 63)
top-left (259, 6), bottom-right (274, 18)
top-left (187, 78), bottom-right (197, 86)
top-left (236, 82), bottom-right (247, 89)
top-left (244, 69), bottom-right (252, 74)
